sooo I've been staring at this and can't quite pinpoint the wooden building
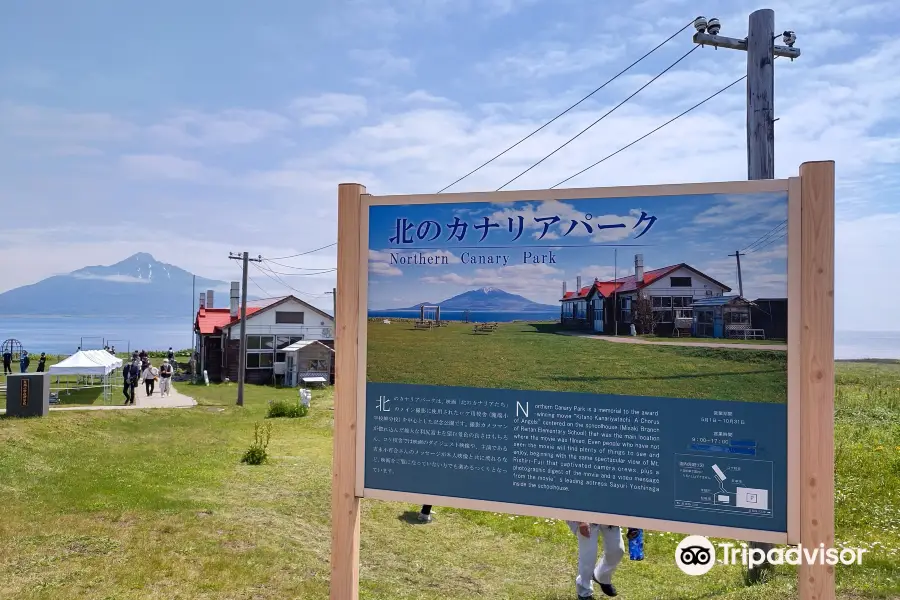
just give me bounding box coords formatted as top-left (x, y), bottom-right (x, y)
top-left (560, 254), bottom-right (732, 336)
top-left (194, 290), bottom-right (334, 385)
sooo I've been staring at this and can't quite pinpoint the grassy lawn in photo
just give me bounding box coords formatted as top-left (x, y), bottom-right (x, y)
top-left (0, 364), bottom-right (897, 599)
top-left (366, 321), bottom-right (787, 403)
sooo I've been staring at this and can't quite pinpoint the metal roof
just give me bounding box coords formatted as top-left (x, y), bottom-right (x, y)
top-left (282, 340), bottom-right (334, 353)
top-left (690, 295), bottom-right (750, 307)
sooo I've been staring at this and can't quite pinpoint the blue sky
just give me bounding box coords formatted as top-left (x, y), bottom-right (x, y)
top-left (1, 0), bottom-right (898, 329)
top-left (368, 192), bottom-right (788, 308)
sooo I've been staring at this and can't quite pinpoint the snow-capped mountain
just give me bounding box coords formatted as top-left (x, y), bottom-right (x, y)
top-left (0, 253), bottom-right (227, 317)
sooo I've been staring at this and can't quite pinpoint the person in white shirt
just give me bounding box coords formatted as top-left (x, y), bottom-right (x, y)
top-left (158, 359), bottom-right (174, 397)
top-left (141, 362), bottom-right (159, 397)
top-left (566, 521), bottom-right (625, 598)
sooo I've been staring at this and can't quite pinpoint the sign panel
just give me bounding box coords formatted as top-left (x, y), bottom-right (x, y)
top-left (360, 182), bottom-right (796, 540)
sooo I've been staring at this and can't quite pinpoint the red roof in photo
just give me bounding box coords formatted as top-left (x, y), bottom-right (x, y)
top-left (560, 263), bottom-right (728, 301)
top-left (195, 306), bottom-right (263, 335)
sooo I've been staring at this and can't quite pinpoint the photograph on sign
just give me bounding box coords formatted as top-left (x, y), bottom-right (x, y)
top-left (363, 187), bottom-right (790, 535)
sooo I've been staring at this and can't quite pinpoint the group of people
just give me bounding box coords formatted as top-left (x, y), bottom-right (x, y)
top-left (2, 350), bottom-right (47, 374)
top-left (121, 347), bottom-right (176, 405)
top-left (416, 504), bottom-right (625, 598)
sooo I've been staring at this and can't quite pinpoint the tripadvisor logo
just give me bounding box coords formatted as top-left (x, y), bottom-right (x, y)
top-left (675, 535), bottom-right (868, 575)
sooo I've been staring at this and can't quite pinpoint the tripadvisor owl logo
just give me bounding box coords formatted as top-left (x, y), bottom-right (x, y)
top-left (675, 534), bottom-right (869, 575)
top-left (675, 535), bottom-right (717, 575)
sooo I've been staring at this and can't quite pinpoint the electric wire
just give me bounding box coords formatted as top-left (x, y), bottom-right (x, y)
top-left (498, 44), bottom-right (701, 191)
top-left (551, 73), bottom-right (747, 188)
top-left (436, 17), bottom-right (700, 194)
top-left (742, 220), bottom-right (787, 253)
top-left (266, 242), bottom-right (336, 261)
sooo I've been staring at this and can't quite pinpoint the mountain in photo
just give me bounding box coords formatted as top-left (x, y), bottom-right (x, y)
top-left (0, 252), bottom-right (228, 317)
top-left (402, 287), bottom-right (557, 312)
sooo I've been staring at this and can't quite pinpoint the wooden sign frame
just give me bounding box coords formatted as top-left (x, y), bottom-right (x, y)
top-left (331, 161), bottom-right (834, 600)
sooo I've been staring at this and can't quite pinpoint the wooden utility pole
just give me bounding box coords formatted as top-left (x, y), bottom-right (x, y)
top-left (228, 251), bottom-right (262, 406)
top-left (693, 7), bottom-right (800, 586)
top-left (728, 250), bottom-right (746, 297)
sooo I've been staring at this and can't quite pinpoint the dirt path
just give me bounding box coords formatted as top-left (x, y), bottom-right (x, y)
top-left (1, 383), bottom-right (196, 414)
top-left (556, 331), bottom-right (787, 351)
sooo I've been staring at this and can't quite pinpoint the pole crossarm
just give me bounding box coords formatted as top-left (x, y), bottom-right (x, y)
top-left (692, 32), bottom-right (801, 59)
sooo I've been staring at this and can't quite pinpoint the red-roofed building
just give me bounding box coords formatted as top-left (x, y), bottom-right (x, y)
top-left (194, 289), bottom-right (334, 385)
top-left (560, 253), bottom-right (731, 335)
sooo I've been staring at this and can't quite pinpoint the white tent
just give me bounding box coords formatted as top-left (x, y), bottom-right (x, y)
top-left (50, 349), bottom-right (123, 376)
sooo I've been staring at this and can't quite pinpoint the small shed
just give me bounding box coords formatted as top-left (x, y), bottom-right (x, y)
top-left (282, 340), bottom-right (334, 387)
top-left (691, 295), bottom-right (755, 339)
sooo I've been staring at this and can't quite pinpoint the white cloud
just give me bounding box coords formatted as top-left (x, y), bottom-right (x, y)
top-left (70, 273), bottom-right (151, 284)
top-left (290, 93), bottom-right (368, 127)
top-left (422, 263), bottom-right (563, 304)
top-left (148, 109), bottom-right (291, 146)
top-left (120, 154), bottom-right (227, 182)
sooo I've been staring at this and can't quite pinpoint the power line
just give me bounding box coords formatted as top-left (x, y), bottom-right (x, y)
top-left (551, 74), bottom-right (747, 188)
top-left (497, 44), bottom-right (701, 191)
top-left (266, 242), bottom-right (336, 261)
top-left (260, 266), bottom-right (337, 277)
top-left (435, 17), bottom-right (699, 194)
top-left (748, 231), bottom-right (786, 254)
top-left (263, 257), bottom-right (336, 271)
top-left (252, 262), bottom-right (329, 299)
top-left (741, 220), bottom-right (787, 253)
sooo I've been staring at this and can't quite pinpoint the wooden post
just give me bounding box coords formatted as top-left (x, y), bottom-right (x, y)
top-left (745, 8), bottom-right (777, 578)
top-left (331, 183), bottom-right (366, 600)
top-left (798, 161), bottom-right (835, 600)
top-left (747, 8), bottom-right (775, 180)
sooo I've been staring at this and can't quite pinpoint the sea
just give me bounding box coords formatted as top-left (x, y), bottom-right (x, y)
top-left (0, 314), bottom-right (897, 360)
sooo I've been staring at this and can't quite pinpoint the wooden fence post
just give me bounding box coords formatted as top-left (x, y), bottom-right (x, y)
top-left (331, 183), bottom-right (366, 600)
top-left (798, 161), bottom-right (835, 600)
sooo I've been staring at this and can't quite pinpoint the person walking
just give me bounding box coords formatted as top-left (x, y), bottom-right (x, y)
top-left (158, 358), bottom-right (173, 397)
top-left (2, 350), bottom-right (12, 375)
top-left (141, 361), bottom-right (159, 397)
top-left (122, 358), bottom-right (140, 405)
top-left (36, 352), bottom-right (47, 372)
top-left (20, 350), bottom-right (30, 373)
top-left (566, 521), bottom-right (625, 598)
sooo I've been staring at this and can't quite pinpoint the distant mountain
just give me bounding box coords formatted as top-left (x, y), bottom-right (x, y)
top-left (400, 287), bottom-right (557, 312)
top-left (0, 252), bottom-right (228, 317)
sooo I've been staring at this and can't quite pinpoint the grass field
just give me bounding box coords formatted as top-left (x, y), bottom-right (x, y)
top-left (0, 361), bottom-right (897, 599)
top-left (367, 321), bottom-right (788, 403)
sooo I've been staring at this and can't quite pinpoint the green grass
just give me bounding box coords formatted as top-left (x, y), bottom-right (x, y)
top-left (0, 364), bottom-right (897, 599)
top-left (367, 321), bottom-right (788, 403)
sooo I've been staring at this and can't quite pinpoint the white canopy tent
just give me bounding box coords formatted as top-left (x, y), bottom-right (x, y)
top-left (49, 350), bottom-right (124, 403)
top-left (50, 350), bottom-right (123, 376)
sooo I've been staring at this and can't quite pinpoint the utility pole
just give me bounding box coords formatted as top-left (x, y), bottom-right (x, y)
top-left (693, 8), bottom-right (800, 585)
top-left (228, 251), bottom-right (263, 406)
top-left (728, 250), bottom-right (745, 297)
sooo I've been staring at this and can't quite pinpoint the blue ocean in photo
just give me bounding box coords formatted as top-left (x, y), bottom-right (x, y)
top-left (0, 315), bottom-right (193, 355)
top-left (368, 309), bottom-right (559, 323)
top-left (0, 314), bottom-right (897, 360)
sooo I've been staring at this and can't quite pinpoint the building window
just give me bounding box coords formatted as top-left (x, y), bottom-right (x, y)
top-left (247, 334), bottom-right (275, 369)
top-left (306, 359), bottom-right (328, 371)
top-left (275, 311), bottom-right (305, 324)
top-left (276, 335), bottom-right (305, 350)
top-left (726, 310), bottom-right (749, 324)
top-left (670, 276), bottom-right (692, 287)
top-left (697, 310), bottom-right (714, 324)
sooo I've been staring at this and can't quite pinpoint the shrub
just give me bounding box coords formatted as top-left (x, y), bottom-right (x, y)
top-left (267, 399), bottom-right (309, 419)
top-left (240, 422), bottom-right (272, 465)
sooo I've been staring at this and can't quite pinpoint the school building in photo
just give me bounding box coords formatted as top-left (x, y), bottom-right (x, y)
top-left (194, 284), bottom-right (334, 385)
